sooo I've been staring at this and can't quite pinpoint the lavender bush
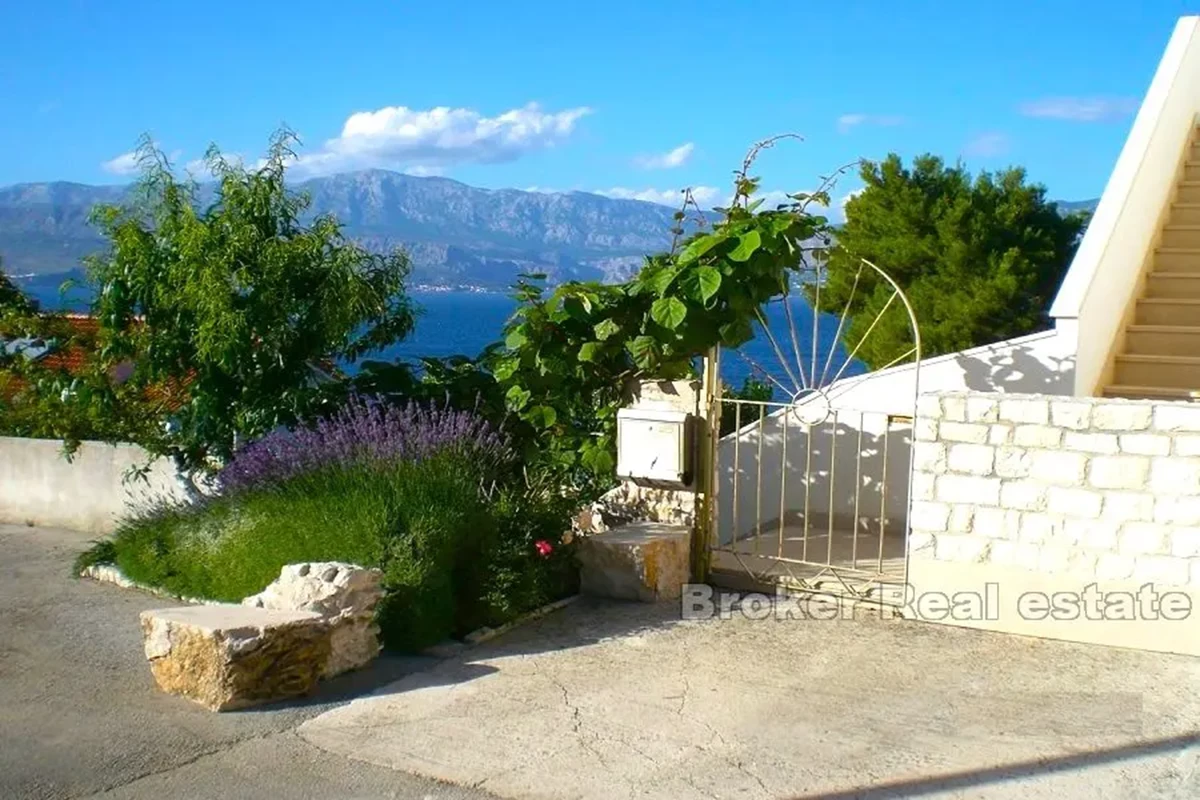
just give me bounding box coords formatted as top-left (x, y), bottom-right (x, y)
top-left (219, 394), bottom-right (510, 494)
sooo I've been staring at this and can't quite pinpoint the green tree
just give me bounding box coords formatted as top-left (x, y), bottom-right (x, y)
top-left (84, 131), bottom-right (415, 486)
top-left (0, 258), bottom-right (38, 314)
top-left (816, 154), bottom-right (1087, 370)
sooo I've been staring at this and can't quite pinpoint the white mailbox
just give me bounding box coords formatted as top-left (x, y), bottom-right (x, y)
top-left (616, 407), bottom-right (693, 485)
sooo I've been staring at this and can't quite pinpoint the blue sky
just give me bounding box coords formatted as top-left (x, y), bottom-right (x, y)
top-left (2, 0), bottom-right (1196, 212)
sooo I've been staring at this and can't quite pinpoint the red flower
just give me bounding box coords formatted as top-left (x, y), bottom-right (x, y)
top-left (534, 540), bottom-right (553, 557)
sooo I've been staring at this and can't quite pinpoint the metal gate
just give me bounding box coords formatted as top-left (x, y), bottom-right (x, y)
top-left (698, 258), bottom-right (921, 605)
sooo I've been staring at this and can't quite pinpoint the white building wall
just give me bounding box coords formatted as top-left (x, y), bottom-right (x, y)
top-left (1050, 16), bottom-right (1200, 395)
top-left (714, 330), bottom-right (1075, 545)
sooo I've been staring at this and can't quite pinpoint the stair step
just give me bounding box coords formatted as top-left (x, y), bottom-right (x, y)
top-left (1136, 298), bottom-right (1200, 326)
top-left (1186, 162), bottom-right (1200, 182)
top-left (1125, 324), bottom-right (1200, 356)
top-left (1170, 202), bottom-right (1200, 225)
top-left (1114, 353), bottom-right (1200, 389)
top-left (1146, 272), bottom-right (1200, 298)
top-left (1160, 224), bottom-right (1200, 249)
top-left (1103, 384), bottom-right (1200, 401)
top-left (1155, 247), bottom-right (1200, 271)
top-left (1177, 181), bottom-right (1200, 203)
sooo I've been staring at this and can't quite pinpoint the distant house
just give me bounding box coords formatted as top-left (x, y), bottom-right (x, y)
top-left (1, 312), bottom-right (340, 411)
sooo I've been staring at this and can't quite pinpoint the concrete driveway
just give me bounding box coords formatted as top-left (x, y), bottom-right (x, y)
top-left (0, 523), bottom-right (496, 800)
top-left (7, 522), bottom-right (1200, 799)
top-left (301, 592), bottom-right (1200, 799)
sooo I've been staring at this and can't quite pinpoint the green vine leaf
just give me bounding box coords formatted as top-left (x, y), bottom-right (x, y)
top-left (728, 229), bottom-right (762, 262)
top-left (593, 318), bottom-right (620, 340)
top-left (676, 234), bottom-right (722, 265)
top-left (578, 342), bottom-right (600, 362)
top-left (526, 405), bottom-right (558, 429)
top-left (697, 267), bottom-right (722, 303)
top-left (504, 328), bottom-right (528, 349)
top-left (650, 297), bottom-right (688, 330)
top-left (627, 335), bottom-right (659, 368)
top-left (492, 357), bottom-right (519, 381)
top-left (505, 385), bottom-right (531, 412)
top-left (649, 264), bottom-right (682, 295)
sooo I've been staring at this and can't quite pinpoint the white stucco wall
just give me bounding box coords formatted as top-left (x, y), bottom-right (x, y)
top-left (1050, 16), bottom-right (1200, 395)
top-left (0, 437), bottom-right (188, 533)
top-left (714, 330), bottom-right (1075, 545)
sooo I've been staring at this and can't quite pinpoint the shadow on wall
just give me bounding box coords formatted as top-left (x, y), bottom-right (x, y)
top-left (712, 337), bottom-right (1076, 550)
top-left (955, 341), bottom-right (1075, 395)
top-left (715, 407), bottom-right (910, 549)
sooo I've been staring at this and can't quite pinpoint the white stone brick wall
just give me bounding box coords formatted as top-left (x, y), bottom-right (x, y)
top-left (910, 392), bottom-right (1200, 588)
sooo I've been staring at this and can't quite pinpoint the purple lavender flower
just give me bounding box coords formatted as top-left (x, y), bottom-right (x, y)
top-left (219, 395), bottom-right (510, 493)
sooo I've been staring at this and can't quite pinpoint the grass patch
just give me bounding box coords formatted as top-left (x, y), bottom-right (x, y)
top-left (79, 453), bottom-right (578, 651)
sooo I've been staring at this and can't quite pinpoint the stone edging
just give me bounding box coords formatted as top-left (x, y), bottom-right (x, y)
top-left (421, 595), bottom-right (580, 658)
top-left (82, 562), bottom-right (581, 657)
top-left (80, 564), bottom-right (224, 606)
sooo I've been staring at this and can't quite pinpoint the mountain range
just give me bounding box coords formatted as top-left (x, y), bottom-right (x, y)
top-left (0, 168), bottom-right (1101, 294)
top-left (0, 170), bottom-right (686, 290)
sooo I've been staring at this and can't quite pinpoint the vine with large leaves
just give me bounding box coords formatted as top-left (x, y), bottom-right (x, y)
top-left (360, 139), bottom-right (851, 492)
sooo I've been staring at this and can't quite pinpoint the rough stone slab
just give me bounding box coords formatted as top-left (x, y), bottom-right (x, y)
top-left (577, 522), bottom-right (689, 602)
top-left (241, 562), bottom-right (384, 678)
top-left (140, 605), bottom-right (331, 711)
top-left (242, 562), bottom-right (383, 620)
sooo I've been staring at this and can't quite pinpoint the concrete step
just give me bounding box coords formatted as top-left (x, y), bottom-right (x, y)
top-left (1102, 384), bottom-right (1200, 401)
top-left (1159, 225), bottom-right (1200, 249)
top-left (1170, 203), bottom-right (1200, 226)
top-left (1154, 247), bottom-right (1200, 272)
top-left (1177, 181), bottom-right (1200, 204)
top-left (1145, 272), bottom-right (1200, 299)
top-left (1135, 298), bottom-right (1200, 326)
top-left (1124, 324), bottom-right (1200, 356)
top-left (1113, 353), bottom-right (1200, 390)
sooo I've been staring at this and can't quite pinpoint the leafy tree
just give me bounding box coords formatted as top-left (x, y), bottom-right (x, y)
top-left (815, 154), bottom-right (1088, 370)
top-left (352, 140), bottom-right (841, 491)
top-left (83, 131), bottom-right (415, 487)
top-left (0, 258), bottom-right (38, 314)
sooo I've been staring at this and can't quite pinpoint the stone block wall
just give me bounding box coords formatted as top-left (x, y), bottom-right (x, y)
top-left (910, 392), bottom-right (1200, 590)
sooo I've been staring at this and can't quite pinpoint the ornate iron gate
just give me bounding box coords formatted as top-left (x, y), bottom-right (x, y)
top-left (699, 258), bottom-right (921, 604)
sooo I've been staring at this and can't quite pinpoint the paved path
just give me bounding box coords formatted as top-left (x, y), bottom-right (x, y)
top-left (0, 524), bottom-right (495, 800)
top-left (302, 593), bottom-right (1200, 799)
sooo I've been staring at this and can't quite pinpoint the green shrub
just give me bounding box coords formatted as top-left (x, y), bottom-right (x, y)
top-left (81, 452), bottom-right (576, 651)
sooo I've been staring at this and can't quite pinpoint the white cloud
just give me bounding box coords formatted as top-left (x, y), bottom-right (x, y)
top-left (101, 151), bottom-right (140, 176)
top-left (288, 102), bottom-right (591, 177)
top-left (595, 186), bottom-right (721, 207)
top-left (837, 113), bottom-right (905, 134)
top-left (634, 142), bottom-right (695, 169)
top-left (403, 165), bottom-right (444, 177)
top-left (963, 132), bottom-right (1010, 158)
top-left (1018, 96), bottom-right (1138, 122)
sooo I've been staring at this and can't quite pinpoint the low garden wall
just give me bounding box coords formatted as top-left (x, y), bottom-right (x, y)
top-left (0, 437), bottom-right (187, 533)
top-left (906, 392), bottom-right (1200, 656)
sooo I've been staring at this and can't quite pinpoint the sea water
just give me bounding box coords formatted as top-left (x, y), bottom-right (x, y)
top-left (22, 279), bottom-right (863, 396)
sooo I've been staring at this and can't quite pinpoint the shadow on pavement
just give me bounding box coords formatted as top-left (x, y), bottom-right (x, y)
top-left (787, 731), bottom-right (1200, 799)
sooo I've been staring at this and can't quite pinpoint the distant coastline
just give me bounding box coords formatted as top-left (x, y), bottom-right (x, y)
top-left (409, 284), bottom-right (505, 295)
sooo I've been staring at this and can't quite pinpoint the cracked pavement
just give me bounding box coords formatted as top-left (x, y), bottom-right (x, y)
top-left (300, 595), bottom-right (1200, 799)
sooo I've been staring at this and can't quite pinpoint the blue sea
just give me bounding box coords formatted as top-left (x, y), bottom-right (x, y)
top-left (21, 275), bottom-right (863, 396)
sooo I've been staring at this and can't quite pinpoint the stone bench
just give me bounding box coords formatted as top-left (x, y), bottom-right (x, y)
top-left (577, 521), bottom-right (691, 602)
top-left (141, 562), bottom-right (383, 711)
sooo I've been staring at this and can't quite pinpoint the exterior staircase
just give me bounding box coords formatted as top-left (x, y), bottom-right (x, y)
top-left (1105, 127), bottom-right (1200, 401)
